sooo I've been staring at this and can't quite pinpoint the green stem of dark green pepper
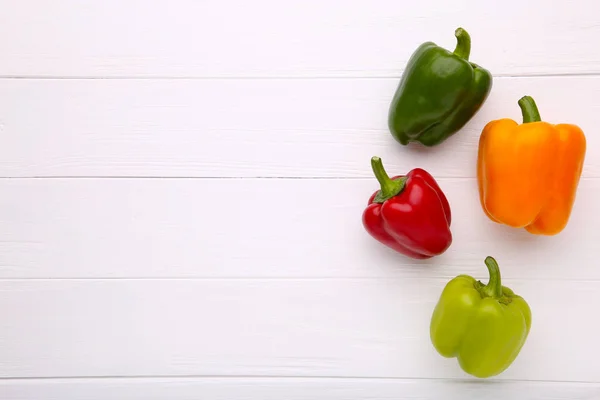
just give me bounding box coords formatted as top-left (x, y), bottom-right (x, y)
top-left (481, 256), bottom-right (503, 298)
top-left (518, 95), bottom-right (542, 123)
top-left (453, 28), bottom-right (471, 61)
top-left (370, 156), bottom-right (406, 203)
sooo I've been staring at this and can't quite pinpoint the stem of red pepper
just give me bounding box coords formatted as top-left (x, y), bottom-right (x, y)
top-left (453, 27), bottom-right (471, 61)
top-left (370, 156), bottom-right (406, 203)
top-left (481, 256), bottom-right (503, 299)
top-left (518, 95), bottom-right (542, 123)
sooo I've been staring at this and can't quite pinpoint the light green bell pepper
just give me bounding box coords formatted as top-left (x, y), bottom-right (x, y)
top-left (429, 256), bottom-right (532, 378)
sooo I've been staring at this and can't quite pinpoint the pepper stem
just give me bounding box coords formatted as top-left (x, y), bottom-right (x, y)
top-left (370, 156), bottom-right (406, 203)
top-left (481, 256), bottom-right (503, 299)
top-left (453, 27), bottom-right (471, 60)
top-left (518, 95), bottom-right (542, 123)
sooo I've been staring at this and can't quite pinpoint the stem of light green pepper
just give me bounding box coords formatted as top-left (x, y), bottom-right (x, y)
top-left (481, 256), bottom-right (503, 298)
top-left (518, 95), bottom-right (542, 123)
top-left (370, 156), bottom-right (406, 203)
top-left (453, 28), bottom-right (471, 61)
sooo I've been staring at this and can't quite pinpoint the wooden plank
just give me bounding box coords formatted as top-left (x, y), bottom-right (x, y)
top-left (2, 377), bottom-right (599, 400)
top-left (0, 1), bottom-right (599, 77)
top-left (0, 76), bottom-right (598, 178)
top-left (0, 278), bottom-right (598, 381)
top-left (0, 178), bottom-right (595, 280)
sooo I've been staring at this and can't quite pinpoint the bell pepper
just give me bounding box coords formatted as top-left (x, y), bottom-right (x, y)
top-left (362, 156), bottom-right (452, 259)
top-left (477, 95), bottom-right (586, 235)
top-left (388, 27), bottom-right (492, 147)
top-left (430, 256), bottom-right (531, 378)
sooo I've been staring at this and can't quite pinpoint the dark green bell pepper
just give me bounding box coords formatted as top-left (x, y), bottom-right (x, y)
top-left (388, 28), bottom-right (492, 147)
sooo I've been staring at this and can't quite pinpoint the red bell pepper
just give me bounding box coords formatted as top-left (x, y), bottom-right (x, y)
top-left (362, 156), bottom-right (453, 259)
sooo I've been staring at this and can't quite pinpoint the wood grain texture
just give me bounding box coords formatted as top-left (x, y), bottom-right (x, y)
top-left (0, 279), bottom-right (598, 381)
top-left (0, 76), bottom-right (598, 178)
top-left (0, 0), bottom-right (599, 77)
top-left (2, 378), bottom-right (599, 400)
top-left (0, 178), bottom-right (594, 280)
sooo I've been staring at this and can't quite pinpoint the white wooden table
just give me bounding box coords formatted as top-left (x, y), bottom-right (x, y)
top-left (0, 1), bottom-right (599, 399)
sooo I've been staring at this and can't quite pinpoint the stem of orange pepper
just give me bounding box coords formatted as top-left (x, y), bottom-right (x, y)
top-left (518, 96), bottom-right (542, 123)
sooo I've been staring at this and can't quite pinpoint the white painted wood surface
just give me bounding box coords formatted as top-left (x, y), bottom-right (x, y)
top-left (1, 0), bottom-right (599, 77)
top-left (2, 378), bottom-right (599, 400)
top-left (1, 1), bottom-right (599, 399)
top-left (0, 279), bottom-right (598, 381)
top-left (0, 178), bottom-right (597, 280)
top-left (1, 77), bottom-right (599, 178)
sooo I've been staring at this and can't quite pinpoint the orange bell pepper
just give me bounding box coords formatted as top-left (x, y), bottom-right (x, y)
top-left (477, 95), bottom-right (586, 235)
